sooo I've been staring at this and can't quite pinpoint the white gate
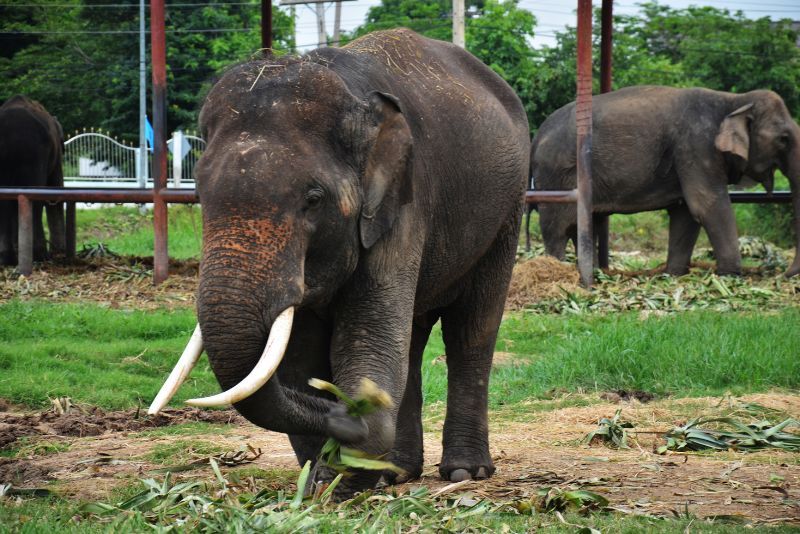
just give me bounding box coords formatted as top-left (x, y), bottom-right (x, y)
top-left (63, 129), bottom-right (204, 188)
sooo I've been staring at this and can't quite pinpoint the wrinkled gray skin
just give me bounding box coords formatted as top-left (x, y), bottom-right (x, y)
top-left (0, 95), bottom-right (66, 265)
top-left (531, 86), bottom-right (800, 277)
top-left (194, 29), bottom-right (529, 494)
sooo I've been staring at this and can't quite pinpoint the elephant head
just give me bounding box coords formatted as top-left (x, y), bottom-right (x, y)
top-left (714, 90), bottom-right (800, 277)
top-left (148, 58), bottom-right (413, 439)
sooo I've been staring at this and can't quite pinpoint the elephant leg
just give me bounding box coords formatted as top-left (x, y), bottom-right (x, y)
top-left (438, 217), bottom-right (519, 482)
top-left (701, 202), bottom-right (741, 275)
top-left (0, 200), bottom-right (15, 265)
top-left (32, 202), bottom-right (48, 262)
top-left (276, 309), bottom-right (333, 467)
top-left (46, 202), bottom-right (66, 258)
top-left (686, 194), bottom-right (741, 275)
top-left (384, 311), bottom-right (438, 484)
top-left (677, 166), bottom-right (742, 275)
top-left (666, 203), bottom-right (701, 275)
top-left (539, 203), bottom-right (574, 260)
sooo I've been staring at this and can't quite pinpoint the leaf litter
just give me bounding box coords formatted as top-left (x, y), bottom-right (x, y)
top-left (2, 392), bottom-right (798, 527)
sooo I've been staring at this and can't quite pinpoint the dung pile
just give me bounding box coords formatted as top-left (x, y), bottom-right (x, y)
top-left (505, 256), bottom-right (583, 310)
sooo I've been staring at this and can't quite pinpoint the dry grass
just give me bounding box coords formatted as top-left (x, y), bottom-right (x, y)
top-left (506, 256), bottom-right (583, 309)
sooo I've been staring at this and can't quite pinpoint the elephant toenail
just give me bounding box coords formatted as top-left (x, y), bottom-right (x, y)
top-left (450, 469), bottom-right (472, 482)
top-left (475, 467), bottom-right (488, 479)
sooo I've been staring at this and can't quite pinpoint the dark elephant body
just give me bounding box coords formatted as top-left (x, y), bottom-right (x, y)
top-left (0, 95), bottom-right (66, 265)
top-left (531, 86), bottom-right (800, 276)
top-left (193, 29), bottom-right (529, 492)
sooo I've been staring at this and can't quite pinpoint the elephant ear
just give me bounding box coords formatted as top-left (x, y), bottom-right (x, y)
top-left (715, 103), bottom-right (753, 161)
top-left (359, 91), bottom-right (413, 249)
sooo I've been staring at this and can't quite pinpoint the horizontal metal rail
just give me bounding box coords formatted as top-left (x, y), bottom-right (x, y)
top-left (729, 191), bottom-right (792, 203)
top-left (0, 187), bottom-right (199, 279)
top-left (0, 187), bottom-right (197, 203)
top-left (524, 190), bottom-right (792, 205)
top-left (0, 187), bottom-right (792, 281)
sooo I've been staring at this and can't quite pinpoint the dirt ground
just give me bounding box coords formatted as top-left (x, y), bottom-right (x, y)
top-left (1, 394), bottom-right (798, 524)
top-left (1, 256), bottom-right (799, 525)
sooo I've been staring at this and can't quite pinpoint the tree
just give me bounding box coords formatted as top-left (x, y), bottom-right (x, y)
top-left (0, 1), bottom-right (296, 140)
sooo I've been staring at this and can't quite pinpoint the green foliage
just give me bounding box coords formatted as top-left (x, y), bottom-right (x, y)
top-left (658, 416), bottom-right (800, 454)
top-left (583, 409), bottom-right (634, 449)
top-left (0, 1), bottom-right (296, 140)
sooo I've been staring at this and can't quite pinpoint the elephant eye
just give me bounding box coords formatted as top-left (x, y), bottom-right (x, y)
top-left (304, 188), bottom-right (325, 209)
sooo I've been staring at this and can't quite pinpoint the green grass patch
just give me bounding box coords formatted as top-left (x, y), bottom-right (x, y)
top-left (0, 300), bottom-right (213, 409)
top-left (1, 301), bottom-right (798, 411)
top-left (131, 421), bottom-right (232, 439)
top-left (76, 205), bottom-right (202, 260)
top-left (145, 439), bottom-right (226, 464)
top-left (0, 437), bottom-right (70, 459)
top-left (421, 308), bottom-right (800, 408)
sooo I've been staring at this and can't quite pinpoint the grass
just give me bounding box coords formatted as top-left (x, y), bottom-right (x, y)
top-left (422, 308), bottom-right (800, 408)
top-left (5, 475), bottom-right (798, 534)
top-left (75, 205), bottom-right (202, 260)
top-left (0, 437), bottom-right (70, 459)
top-left (1, 301), bottom-right (798, 410)
top-left (146, 439), bottom-right (226, 464)
top-left (0, 300), bottom-right (208, 409)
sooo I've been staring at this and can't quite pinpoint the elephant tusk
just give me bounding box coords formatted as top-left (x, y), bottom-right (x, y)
top-left (148, 323), bottom-right (204, 415)
top-left (185, 307), bottom-right (294, 408)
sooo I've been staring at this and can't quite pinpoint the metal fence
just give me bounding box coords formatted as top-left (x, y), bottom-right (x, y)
top-left (63, 129), bottom-right (204, 188)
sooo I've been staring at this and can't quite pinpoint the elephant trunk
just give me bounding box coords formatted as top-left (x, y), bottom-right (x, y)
top-left (194, 241), bottom-right (332, 435)
top-left (784, 136), bottom-right (800, 278)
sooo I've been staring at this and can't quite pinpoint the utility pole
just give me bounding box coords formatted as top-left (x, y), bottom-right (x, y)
top-left (280, 0), bottom-right (356, 49)
top-left (315, 2), bottom-right (326, 47)
top-left (452, 0), bottom-right (465, 48)
top-left (261, 0), bottom-right (273, 55)
top-left (138, 0), bottom-right (147, 188)
top-left (332, 1), bottom-right (342, 46)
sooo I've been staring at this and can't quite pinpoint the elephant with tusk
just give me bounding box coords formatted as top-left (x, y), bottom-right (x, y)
top-left (149, 29), bottom-right (530, 495)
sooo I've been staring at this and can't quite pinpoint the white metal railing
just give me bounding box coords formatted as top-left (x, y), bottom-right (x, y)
top-left (63, 129), bottom-right (204, 188)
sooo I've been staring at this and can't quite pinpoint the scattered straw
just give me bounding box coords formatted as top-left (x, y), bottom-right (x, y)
top-left (506, 256), bottom-right (583, 310)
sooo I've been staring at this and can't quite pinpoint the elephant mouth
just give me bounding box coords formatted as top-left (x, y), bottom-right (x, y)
top-left (147, 307), bottom-right (295, 415)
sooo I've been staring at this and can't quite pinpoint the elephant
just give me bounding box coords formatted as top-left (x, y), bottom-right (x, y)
top-left (148, 29), bottom-right (530, 493)
top-left (0, 95), bottom-right (66, 266)
top-left (530, 86), bottom-right (800, 277)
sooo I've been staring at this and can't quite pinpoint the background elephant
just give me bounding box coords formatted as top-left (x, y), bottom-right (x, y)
top-left (530, 86), bottom-right (800, 277)
top-left (152, 29), bottom-right (529, 493)
top-left (0, 95), bottom-right (66, 265)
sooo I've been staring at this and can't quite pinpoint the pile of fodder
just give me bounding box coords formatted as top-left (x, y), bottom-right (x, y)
top-left (506, 256), bottom-right (583, 310)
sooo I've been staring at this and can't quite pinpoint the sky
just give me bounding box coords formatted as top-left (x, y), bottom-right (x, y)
top-left (285, 0), bottom-right (800, 52)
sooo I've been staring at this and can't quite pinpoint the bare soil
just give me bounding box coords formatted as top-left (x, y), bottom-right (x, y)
top-left (1, 394), bottom-right (797, 524)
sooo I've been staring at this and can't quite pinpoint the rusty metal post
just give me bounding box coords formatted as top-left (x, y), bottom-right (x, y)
top-left (261, 0), bottom-right (272, 55)
top-left (17, 195), bottom-right (33, 276)
top-left (65, 201), bottom-right (76, 259)
top-left (575, 0), bottom-right (594, 287)
top-left (151, 0), bottom-right (169, 284)
top-left (596, 0), bottom-right (613, 270)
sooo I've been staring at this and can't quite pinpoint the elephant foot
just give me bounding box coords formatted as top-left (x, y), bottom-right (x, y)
top-left (381, 452), bottom-right (422, 485)
top-left (664, 266), bottom-right (690, 276)
top-left (439, 447), bottom-right (495, 482)
top-left (309, 461), bottom-right (382, 500)
top-left (715, 267), bottom-right (742, 277)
